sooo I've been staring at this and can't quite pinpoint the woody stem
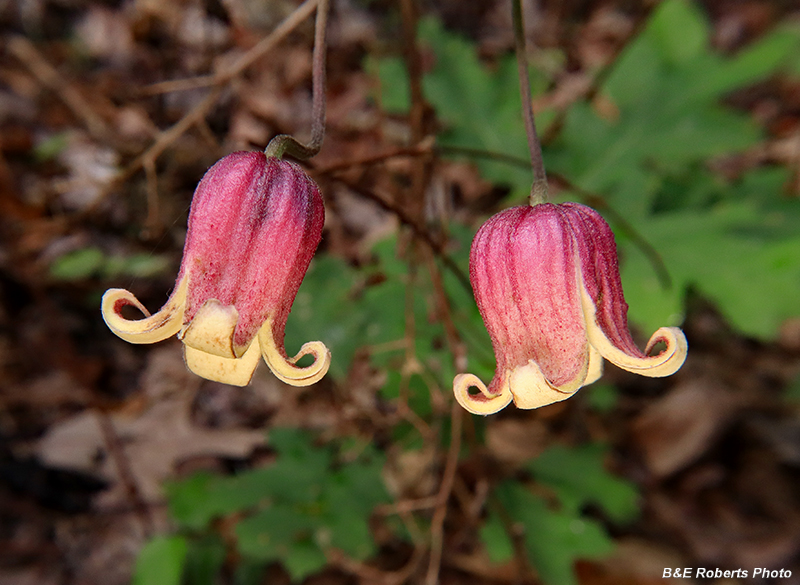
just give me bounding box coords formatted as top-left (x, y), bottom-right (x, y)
top-left (512, 0), bottom-right (548, 204)
top-left (266, 0), bottom-right (329, 159)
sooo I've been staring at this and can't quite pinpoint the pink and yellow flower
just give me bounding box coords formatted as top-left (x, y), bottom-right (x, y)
top-left (454, 202), bottom-right (687, 415)
top-left (101, 151), bottom-right (330, 387)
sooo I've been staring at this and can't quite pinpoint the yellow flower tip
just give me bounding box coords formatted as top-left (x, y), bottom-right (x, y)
top-left (585, 345), bottom-right (604, 386)
top-left (507, 360), bottom-right (582, 410)
top-left (100, 278), bottom-right (187, 344)
top-left (580, 283), bottom-right (687, 378)
top-left (184, 340), bottom-right (261, 387)
top-left (453, 373), bottom-right (513, 415)
top-left (258, 323), bottom-right (330, 387)
top-left (641, 326), bottom-right (688, 377)
top-left (179, 299), bottom-right (240, 359)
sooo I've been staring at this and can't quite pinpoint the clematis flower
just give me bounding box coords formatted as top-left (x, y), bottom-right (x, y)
top-left (101, 151), bottom-right (330, 387)
top-left (454, 202), bottom-right (687, 415)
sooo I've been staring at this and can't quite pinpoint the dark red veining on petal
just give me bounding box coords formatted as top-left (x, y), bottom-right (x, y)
top-left (179, 151), bottom-right (324, 354)
top-left (470, 203), bottom-right (590, 390)
top-left (560, 203), bottom-right (644, 358)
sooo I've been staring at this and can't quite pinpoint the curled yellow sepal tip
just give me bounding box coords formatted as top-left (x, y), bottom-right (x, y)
top-left (259, 323), bottom-right (331, 387)
top-left (453, 373), bottom-right (513, 415)
top-left (100, 278), bottom-right (187, 344)
top-left (182, 317), bottom-right (331, 388)
top-left (580, 285), bottom-right (688, 378)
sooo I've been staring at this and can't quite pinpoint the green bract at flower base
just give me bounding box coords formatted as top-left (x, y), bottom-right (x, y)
top-left (102, 151), bottom-right (330, 387)
top-left (455, 202), bottom-right (687, 415)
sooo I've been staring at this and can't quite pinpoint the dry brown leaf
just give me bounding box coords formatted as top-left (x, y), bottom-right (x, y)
top-left (631, 379), bottom-right (738, 478)
top-left (485, 417), bottom-right (549, 467)
top-left (37, 346), bottom-right (265, 506)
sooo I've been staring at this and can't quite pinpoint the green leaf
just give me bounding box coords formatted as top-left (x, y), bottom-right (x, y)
top-left (285, 252), bottom-right (409, 379)
top-left (371, 56), bottom-right (410, 113)
top-left (234, 560), bottom-right (266, 585)
top-left (167, 429), bottom-right (389, 582)
top-left (283, 538), bottom-right (329, 581)
top-left (50, 247), bottom-right (171, 282)
top-left (166, 472), bottom-right (219, 531)
top-left (103, 253), bottom-right (170, 279)
top-left (784, 373), bottom-right (800, 404)
top-left (647, 0), bottom-right (709, 65)
top-left (480, 512), bottom-right (515, 563)
top-left (375, 18), bottom-right (551, 201)
top-left (620, 191), bottom-right (800, 339)
top-left (132, 535), bottom-right (188, 585)
top-left (494, 482), bottom-right (615, 585)
top-left (183, 537), bottom-right (226, 585)
top-left (235, 505), bottom-right (319, 564)
top-left (583, 384), bottom-right (620, 413)
top-left (284, 255), bottom-right (358, 380)
top-left (705, 24), bottom-right (800, 95)
top-left (50, 248), bottom-right (105, 280)
top-left (528, 444), bottom-right (640, 524)
top-left (34, 132), bottom-right (70, 161)
top-left (325, 454), bottom-right (390, 558)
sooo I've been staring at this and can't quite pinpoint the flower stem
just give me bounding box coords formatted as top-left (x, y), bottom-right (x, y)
top-left (512, 0), bottom-right (548, 204)
top-left (266, 0), bottom-right (329, 160)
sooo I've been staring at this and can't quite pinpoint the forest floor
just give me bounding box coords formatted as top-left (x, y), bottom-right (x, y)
top-left (1, 1), bottom-right (800, 584)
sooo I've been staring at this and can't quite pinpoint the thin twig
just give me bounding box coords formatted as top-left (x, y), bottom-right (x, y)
top-left (436, 143), bottom-right (532, 169)
top-left (96, 410), bottom-right (154, 537)
top-left (88, 0), bottom-right (321, 214)
top-left (424, 251), bottom-right (467, 373)
top-left (488, 492), bottom-right (536, 583)
top-left (548, 171), bottom-right (672, 289)
top-left (124, 89), bottom-right (223, 184)
top-left (398, 0), bottom-right (433, 223)
top-left (540, 5), bottom-right (657, 146)
top-left (425, 402), bottom-right (463, 585)
top-left (314, 140), bottom-right (434, 175)
top-left (512, 0), bottom-right (548, 203)
top-left (142, 0), bottom-right (321, 96)
top-left (323, 172), bottom-right (472, 294)
top-left (329, 543), bottom-right (425, 585)
top-left (375, 495), bottom-right (439, 516)
top-left (8, 36), bottom-right (111, 141)
top-left (422, 238), bottom-right (467, 585)
top-left (86, 87), bottom-right (222, 216)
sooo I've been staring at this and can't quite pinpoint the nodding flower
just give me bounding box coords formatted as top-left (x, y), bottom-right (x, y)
top-left (454, 202), bottom-right (687, 415)
top-left (102, 151), bottom-right (330, 387)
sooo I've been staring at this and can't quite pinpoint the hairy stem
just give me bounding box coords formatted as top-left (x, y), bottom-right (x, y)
top-left (266, 0), bottom-right (329, 159)
top-left (512, 0), bottom-right (548, 204)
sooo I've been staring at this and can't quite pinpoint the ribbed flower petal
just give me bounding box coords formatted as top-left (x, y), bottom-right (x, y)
top-left (100, 151), bottom-right (331, 387)
top-left (454, 201), bottom-right (687, 415)
top-left (564, 203), bottom-right (647, 356)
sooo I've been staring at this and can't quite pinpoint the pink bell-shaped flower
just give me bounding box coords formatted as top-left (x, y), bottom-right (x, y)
top-left (101, 151), bottom-right (330, 387)
top-left (454, 202), bottom-right (687, 415)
